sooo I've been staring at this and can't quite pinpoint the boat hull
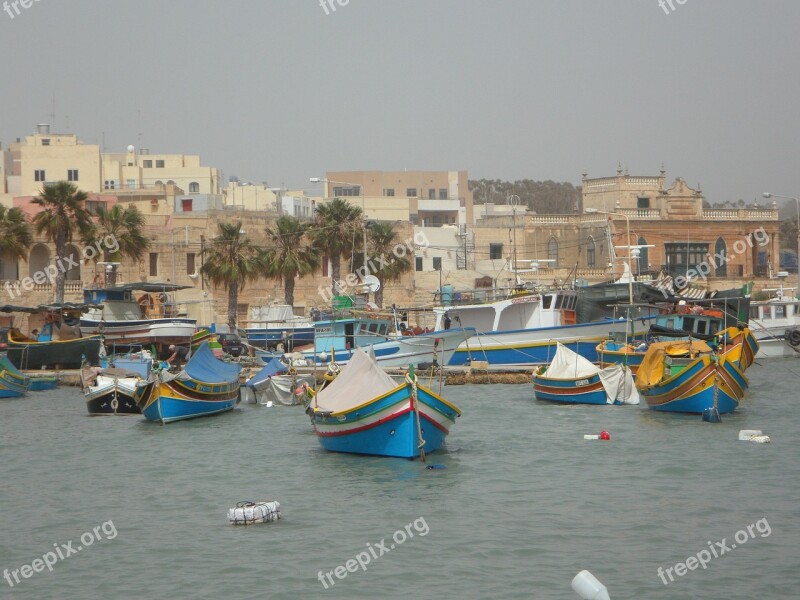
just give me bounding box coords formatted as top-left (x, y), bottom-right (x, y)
top-left (639, 355), bottom-right (746, 414)
top-left (0, 367), bottom-right (28, 398)
top-left (80, 318), bottom-right (197, 345)
top-left (533, 372), bottom-right (609, 405)
top-left (135, 378), bottom-right (240, 424)
top-left (4, 335), bottom-right (103, 370)
top-left (85, 377), bottom-right (141, 415)
top-left (245, 326), bottom-right (314, 349)
top-left (311, 383), bottom-right (460, 458)
top-left (597, 342), bottom-right (646, 377)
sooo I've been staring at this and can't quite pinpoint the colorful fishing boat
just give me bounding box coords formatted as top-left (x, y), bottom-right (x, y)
top-left (83, 367), bottom-right (142, 416)
top-left (0, 354), bottom-right (29, 398)
top-left (597, 334), bottom-right (649, 377)
top-left (191, 328), bottom-right (223, 356)
top-left (716, 326), bottom-right (759, 372)
top-left (309, 347), bottom-right (461, 458)
top-left (635, 340), bottom-right (747, 414)
top-left (533, 342), bottom-right (639, 405)
top-left (133, 342), bottom-right (241, 424)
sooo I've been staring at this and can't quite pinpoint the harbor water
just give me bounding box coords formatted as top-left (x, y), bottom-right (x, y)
top-left (1, 362), bottom-right (798, 599)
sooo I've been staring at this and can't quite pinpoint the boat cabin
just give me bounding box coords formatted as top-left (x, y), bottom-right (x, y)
top-left (83, 282), bottom-right (190, 321)
top-left (313, 318), bottom-right (391, 354)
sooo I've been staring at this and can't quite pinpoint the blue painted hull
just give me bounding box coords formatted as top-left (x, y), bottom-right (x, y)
top-left (449, 338), bottom-right (604, 366)
top-left (246, 327), bottom-right (314, 349)
top-left (533, 372), bottom-right (609, 405)
top-left (139, 383), bottom-right (239, 423)
top-left (27, 378), bottom-right (58, 391)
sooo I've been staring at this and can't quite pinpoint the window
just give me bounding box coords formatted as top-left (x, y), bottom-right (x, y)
top-left (637, 197), bottom-right (650, 209)
top-left (406, 188), bottom-right (417, 197)
top-left (489, 243), bottom-right (503, 260)
top-left (428, 189), bottom-right (436, 199)
top-left (665, 242), bottom-right (710, 278)
top-left (67, 169), bottom-right (79, 181)
top-left (142, 160), bottom-right (153, 168)
top-left (155, 160), bottom-right (165, 168)
top-left (149, 253), bottom-right (158, 277)
top-left (182, 199), bottom-right (193, 212)
top-left (186, 253), bottom-right (196, 275)
top-left (86, 201), bottom-right (106, 214)
top-left (637, 237), bottom-right (649, 274)
top-left (416, 256), bottom-right (423, 271)
top-left (41, 139), bottom-right (50, 146)
top-left (34, 170), bottom-right (45, 182)
top-left (714, 237), bottom-right (727, 277)
top-left (189, 182), bottom-right (200, 193)
top-left (385, 188), bottom-right (395, 197)
top-left (586, 236), bottom-right (596, 268)
top-left (433, 257), bottom-right (442, 270)
top-left (126, 179), bottom-right (136, 189)
top-left (547, 237), bottom-right (559, 266)
top-left (439, 189), bottom-right (448, 200)
top-left (332, 186), bottom-right (360, 197)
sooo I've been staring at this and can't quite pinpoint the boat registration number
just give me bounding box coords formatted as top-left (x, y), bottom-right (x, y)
top-left (575, 379), bottom-right (590, 386)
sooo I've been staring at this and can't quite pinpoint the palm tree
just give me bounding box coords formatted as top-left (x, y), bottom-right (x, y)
top-left (85, 203), bottom-right (149, 285)
top-left (366, 221), bottom-right (413, 307)
top-left (31, 182), bottom-right (94, 302)
top-left (261, 215), bottom-right (320, 306)
top-left (0, 205), bottom-right (33, 281)
top-left (200, 221), bottom-right (263, 329)
top-left (311, 198), bottom-right (363, 297)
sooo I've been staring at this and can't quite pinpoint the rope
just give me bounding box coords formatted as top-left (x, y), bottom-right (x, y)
top-left (405, 369), bottom-right (426, 463)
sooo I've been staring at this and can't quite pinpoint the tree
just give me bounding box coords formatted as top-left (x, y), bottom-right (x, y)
top-left (0, 205), bottom-right (33, 280)
top-left (366, 221), bottom-right (413, 307)
top-left (85, 203), bottom-right (149, 285)
top-left (200, 221), bottom-right (263, 329)
top-left (261, 215), bottom-right (320, 306)
top-left (311, 198), bottom-right (363, 297)
top-left (31, 182), bottom-right (94, 302)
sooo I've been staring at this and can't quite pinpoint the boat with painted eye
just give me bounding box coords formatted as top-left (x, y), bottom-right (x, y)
top-left (0, 354), bottom-right (29, 398)
top-left (133, 342), bottom-right (242, 424)
top-left (308, 347), bottom-right (461, 458)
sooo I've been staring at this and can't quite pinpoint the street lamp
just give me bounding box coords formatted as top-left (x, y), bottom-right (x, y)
top-left (310, 176), bottom-right (369, 281)
top-left (762, 192), bottom-right (798, 280)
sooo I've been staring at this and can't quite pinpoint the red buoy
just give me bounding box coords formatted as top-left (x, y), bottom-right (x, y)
top-left (599, 430), bottom-right (611, 441)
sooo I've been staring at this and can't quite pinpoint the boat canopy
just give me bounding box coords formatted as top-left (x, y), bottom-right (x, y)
top-left (247, 358), bottom-right (289, 388)
top-left (545, 342), bottom-right (640, 404)
top-left (636, 340), bottom-right (712, 389)
top-left (313, 347), bottom-right (398, 413)
top-left (84, 282), bottom-right (192, 293)
top-left (545, 342), bottom-right (600, 379)
top-left (178, 342), bottom-right (241, 384)
top-left (0, 302), bottom-right (102, 314)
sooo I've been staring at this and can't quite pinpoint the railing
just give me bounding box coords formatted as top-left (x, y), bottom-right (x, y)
top-left (614, 208), bottom-right (662, 219)
top-left (702, 209), bottom-right (779, 221)
top-left (0, 280), bottom-right (85, 293)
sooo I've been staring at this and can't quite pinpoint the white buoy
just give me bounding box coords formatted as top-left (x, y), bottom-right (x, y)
top-left (572, 570), bottom-right (611, 600)
top-left (228, 501), bottom-right (281, 525)
top-left (583, 434), bottom-right (600, 440)
top-left (738, 429), bottom-right (771, 443)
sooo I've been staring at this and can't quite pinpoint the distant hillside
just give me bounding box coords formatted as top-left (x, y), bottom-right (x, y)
top-left (469, 179), bottom-right (579, 214)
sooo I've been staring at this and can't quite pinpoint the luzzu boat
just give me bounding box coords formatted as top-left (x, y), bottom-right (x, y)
top-left (635, 340), bottom-right (747, 414)
top-left (83, 368), bottom-right (142, 416)
top-left (133, 342), bottom-right (241, 424)
top-left (0, 354), bottom-right (29, 398)
top-left (309, 347), bottom-right (461, 458)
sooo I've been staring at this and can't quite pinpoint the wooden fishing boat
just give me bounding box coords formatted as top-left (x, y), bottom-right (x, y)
top-left (309, 347), bottom-right (461, 458)
top-left (0, 354), bottom-right (29, 398)
top-left (635, 340), bottom-right (747, 414)
top-left (83, 367), bottom-right (142, 416)
top-left (596, 335), bottom-right (648, 377)
top-left (133, 342), bottom-right (241, 424)
top-left (533, 342), bottom-right (639, 405)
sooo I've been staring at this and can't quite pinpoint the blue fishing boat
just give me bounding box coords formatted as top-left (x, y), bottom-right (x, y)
top-left (27, 376), bottom-right (59, 391)
top-left (244, 304), bottom-right (315, 350)
top-left (533, 343), bottom-right (639, 405)
top-left (0, 354), bottom-right (29, 398)
top-left (295, 317), bottom-right (474, 368)
top-left (636, 340), bottom-right (747, 414)
top-left (309, 347), bottom-right (461, 458)
top-left (133, 342), bottom-right (242, 424)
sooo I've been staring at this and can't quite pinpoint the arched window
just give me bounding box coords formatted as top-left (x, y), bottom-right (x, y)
top-left (547, 237), bottom-right (559, 267)
top-left (64, 245), bottom-right (81, 281)
top-left (637, 236), bottom-right (649, 274)
top-left (189, 182), bottom-right (200, 193)
top-left (29, 244), bottom-right (50, 278)
top-left (154, 180), bottom-right (164, 187)
top-left (714, 237), bottom-right (727, 277)
top-left (586, 236), bottom-right (596, 268)
top-left (0, 250), bottom-right (19, 281)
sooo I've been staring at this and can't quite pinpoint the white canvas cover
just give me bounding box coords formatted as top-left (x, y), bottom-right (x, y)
top-left (313, 346), bottom-right (398, 413)
top-left (598, 364), bottom-right (640, 405)
top-left (227, 501), bottom-right (281, 525)
top-left (242, 374), bottom-right (316, 405)
top-left (545, 342), bottom-right (600, 379)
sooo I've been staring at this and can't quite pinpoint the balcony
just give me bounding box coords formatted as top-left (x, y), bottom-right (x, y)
top-left (702, 209), bottom-right (778, 221)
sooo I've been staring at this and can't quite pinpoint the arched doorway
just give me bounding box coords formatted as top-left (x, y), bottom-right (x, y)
top-left (586, 236), bottom-right (596, 268)
top-left (29, 244), bottom-right (50, 278)
top-left (637, 236), bottom-right (649, 275)
top-left (547, 237), bottom-right (559, 267)
top-left (64, 245), bottom-right (82, 281)
top-left (714, 237), bottom-right (727, 277)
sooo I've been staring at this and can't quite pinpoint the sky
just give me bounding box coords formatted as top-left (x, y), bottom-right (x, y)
top-left (1, 0), bottom-right (798, 204)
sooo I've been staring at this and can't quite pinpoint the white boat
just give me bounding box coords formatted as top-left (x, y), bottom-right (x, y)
top-left (433, 287), bottom-right (652, 367)
top-left (243, 304), bottom-right (315, 350)
top-left (83, 368), bottom-right (142, 415)
top-left (80, 282), bottom-right (197, 347)
top-left (747, 278), bottom-right (800, 358)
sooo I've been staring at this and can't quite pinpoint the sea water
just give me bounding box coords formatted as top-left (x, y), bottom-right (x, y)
top-left (1, 361), bottom-right (798, 599)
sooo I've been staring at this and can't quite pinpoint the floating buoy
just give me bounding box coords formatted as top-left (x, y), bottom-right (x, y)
top-left (571, 569), bottom-right (611, 600)
top-left (583, 434), bottom-right (600, 440)
top-left (228, 501), bottom-right (281, 525)
top-left (599, 430), bottom-right (611, 441)
top-left (739, 429), bottom-right (771, 443)
top-left (702, 407), bottom-right (721, 423)
top-left (426, 464), bottom-right (446, 470)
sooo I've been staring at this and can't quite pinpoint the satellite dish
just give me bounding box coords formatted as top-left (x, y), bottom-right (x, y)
top-left (363, 275), bottom-right (381, 293)
top-left (127, 144), bottom-right (135, 153)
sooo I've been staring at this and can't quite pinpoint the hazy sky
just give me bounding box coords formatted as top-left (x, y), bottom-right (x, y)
top-left (1, 0), bottom-right (798, 204)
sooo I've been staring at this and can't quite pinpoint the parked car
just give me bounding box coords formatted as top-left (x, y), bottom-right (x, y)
top-left (217, 333), bottom-right (247, 357)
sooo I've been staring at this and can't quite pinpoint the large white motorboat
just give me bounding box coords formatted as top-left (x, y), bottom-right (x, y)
top-left (747, 275), bottom-right (800, 358)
